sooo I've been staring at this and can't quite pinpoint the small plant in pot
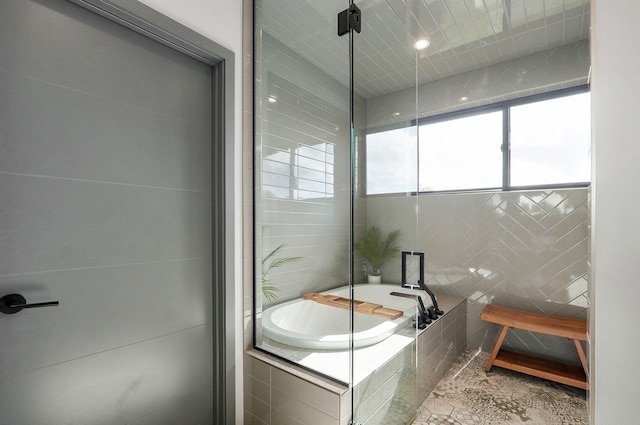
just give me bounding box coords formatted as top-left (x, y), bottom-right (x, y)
top-left (354, 227), bottom-right (400, 283)
top-left (261, 244), bottom-right (303, 303)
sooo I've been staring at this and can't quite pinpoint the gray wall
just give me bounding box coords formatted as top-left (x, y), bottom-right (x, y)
top-left (591, 1), bottom-right (640, 423)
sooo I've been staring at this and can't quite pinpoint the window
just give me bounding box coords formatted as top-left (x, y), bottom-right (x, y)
top-left (510, 92), bottom-right (591, 187)
top-left (419, 111), bottom-right (503, 191)
top-left (365, 88), bottom-right (590, 195)
top-left (366, 127), bottom-right (417, 195)
top-left (263, 142), bottom-right (335, 200)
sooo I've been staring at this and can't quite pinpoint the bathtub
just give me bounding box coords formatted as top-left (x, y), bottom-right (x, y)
top-left (261, 284), bottom-right (432, 350)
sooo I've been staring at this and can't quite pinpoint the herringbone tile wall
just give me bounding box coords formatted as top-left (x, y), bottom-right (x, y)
top-left (368, 188), bottom-right (589, 364)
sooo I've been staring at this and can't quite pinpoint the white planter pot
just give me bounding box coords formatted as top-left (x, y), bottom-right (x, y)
top-left (367, 275), bottom-right (382, 284)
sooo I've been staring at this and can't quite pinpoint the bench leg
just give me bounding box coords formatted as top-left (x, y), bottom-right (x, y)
top-left (573, 339), bottom-right (589, 381)
top-left (485, 325), bottom-right (510, 372)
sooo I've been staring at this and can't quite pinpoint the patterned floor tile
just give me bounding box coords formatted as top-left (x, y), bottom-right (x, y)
top-left (423, 397), bottom-right (455, 416)
top-left (414, 349), bottom-right (588, 425)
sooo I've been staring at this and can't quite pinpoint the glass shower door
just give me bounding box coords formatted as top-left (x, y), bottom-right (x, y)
top-left (349, 1), bottom-right (421, 423)
top-left (253, 0), bottom-right (353, 382)
top-left (254, 0), bottom-right (426, 422)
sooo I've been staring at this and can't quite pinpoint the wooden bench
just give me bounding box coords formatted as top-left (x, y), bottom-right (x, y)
top-left (480, 304), bottom-right (589, 390)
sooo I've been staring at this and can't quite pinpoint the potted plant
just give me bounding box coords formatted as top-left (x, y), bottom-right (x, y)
top-left (354, 227), bottom-right (401, 283)
top-left (261, 244), bottom-right (303, 303)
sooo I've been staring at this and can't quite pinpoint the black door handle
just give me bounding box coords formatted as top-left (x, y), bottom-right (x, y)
top-left (0, 294), bottom-right (59, 314)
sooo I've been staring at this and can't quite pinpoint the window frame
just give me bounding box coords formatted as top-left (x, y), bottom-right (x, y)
top-left (366, 85), bottom-right (591, 196)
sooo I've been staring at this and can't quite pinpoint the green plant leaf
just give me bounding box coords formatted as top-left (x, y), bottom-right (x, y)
top-left (261, 243), bottom-right (303, 302)
top-left (354, 227), bottom-right (401, 275)
top-left (262, 284), bottom-right (279, 303)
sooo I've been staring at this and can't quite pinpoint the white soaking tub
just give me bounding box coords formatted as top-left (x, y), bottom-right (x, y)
top-left (261, 284), bottom-right (431, 349)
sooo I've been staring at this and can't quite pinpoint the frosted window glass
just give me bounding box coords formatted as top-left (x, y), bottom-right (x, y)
top-left (511, 92), bottom-right (591, 186)
top-left (419, 111), bottom-right (503, 191)
top-left (366, 127), bottom-right (418, 195)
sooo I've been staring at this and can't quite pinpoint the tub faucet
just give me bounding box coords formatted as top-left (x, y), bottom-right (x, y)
top-left (401, 251), bottom-right (444, 317)
top-left (390, 291), bottom-right (431, 328)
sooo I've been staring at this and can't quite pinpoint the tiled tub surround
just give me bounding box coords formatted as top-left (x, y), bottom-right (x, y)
top-left (367, 188), bottom-right (589, 366)
top-left (244, 294), bottom-right (466, 425)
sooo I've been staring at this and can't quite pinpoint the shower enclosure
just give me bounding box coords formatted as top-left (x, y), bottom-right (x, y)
top-left (252, 0), bottom-right (590, 424)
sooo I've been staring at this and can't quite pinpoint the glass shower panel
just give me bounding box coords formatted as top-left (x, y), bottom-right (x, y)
top-left (350, 0), bottom-right (421, 423)
top-left (255, 0), bottom-right (426, 422)
top-left (253, 0), bottom-right (352, 383)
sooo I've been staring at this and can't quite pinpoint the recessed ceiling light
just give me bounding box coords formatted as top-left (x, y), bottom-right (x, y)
top-left (414, 39), bottom-right (430, 51)
top-left (392, 112), bottom-right (401, 117)
top-left (459, 96), bottom-right (469, 103)
top-left (268, 96), bottom-right (277, 103)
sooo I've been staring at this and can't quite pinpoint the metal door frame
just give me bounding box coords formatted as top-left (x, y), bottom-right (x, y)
top-left (66, 1), bottom-right (236, 423)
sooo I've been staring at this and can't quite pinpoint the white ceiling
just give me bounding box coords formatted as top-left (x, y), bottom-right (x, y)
top-left (260, 0), bottom-right (590, 99)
